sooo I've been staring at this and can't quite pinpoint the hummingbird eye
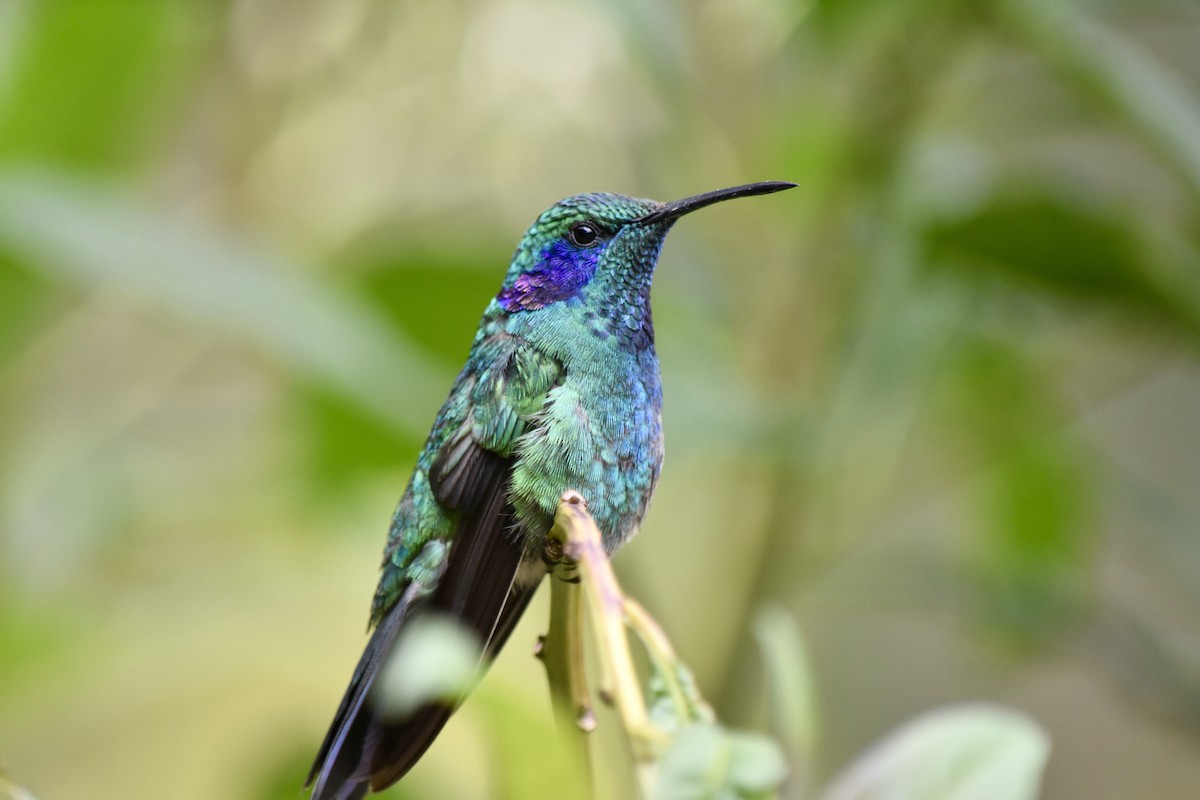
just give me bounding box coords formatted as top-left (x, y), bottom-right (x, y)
top-left (568, 222), bottom-right (600, 248)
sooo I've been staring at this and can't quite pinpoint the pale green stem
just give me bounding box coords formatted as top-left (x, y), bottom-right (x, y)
top-left (543, 491), bottom-right (673, 798)
top-left (556, 492), bottom-right (667, 755)
top-left (540, 568), bottom-right (594, 788)
top-left (624, 596), bottom-right (711, 725)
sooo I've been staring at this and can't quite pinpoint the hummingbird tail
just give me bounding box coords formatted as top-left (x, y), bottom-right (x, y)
top-left (356, 583), bottom-right (538, 790)
top-left (305, 583), bottom-right (415, 800)
top-left (308, 448), bottom-right (540, 797)
top-left (307, 573), bottom-right (538, 799)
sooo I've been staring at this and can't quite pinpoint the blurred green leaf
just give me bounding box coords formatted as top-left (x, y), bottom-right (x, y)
top-left (0, 1), bottom-right (33, 104)
top-left (293, 382), bottom-right (418, 496)
top-left (657, 724), bottom-right (788, 800)
top-left (753, 608), bottom-right (819, 769)
top-left (939, 337), bottom-right (1092, 644)
top-left (0, 597), bottom-right (74, 692)
top-left (0, 171), bottom-right (450, 436)
top-left (647, 656), bottom-right (716, 734)
top-left (819, 705), bottom-right (1050, 800)
top-left (360, 254), bottom-right (500, 364)
top-left (926, 192), bottom-right (1197, 329)
top-left (379, 613), bottom-right (480, 717)
top-left (0, 248), bottom-right (57, 367)
top-left (0, 0), bottom-right (198, 171)
top-left (975, 441), bottom-right (1090, 643)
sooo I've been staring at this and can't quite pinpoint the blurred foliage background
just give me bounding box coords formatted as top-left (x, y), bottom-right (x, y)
top-left (1, 0), bottom-right (1199, 798)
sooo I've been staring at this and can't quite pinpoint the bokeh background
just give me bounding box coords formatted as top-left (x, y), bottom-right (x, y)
top-left (2, 0), bottom-right (1200, 798)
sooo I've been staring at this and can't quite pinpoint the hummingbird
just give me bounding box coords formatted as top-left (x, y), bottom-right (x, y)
top-left (307, 181), bottom-right (796, 799)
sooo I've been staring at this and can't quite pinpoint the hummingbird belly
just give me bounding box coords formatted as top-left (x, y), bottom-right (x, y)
top-left (508, 362), bottom-right (663, 556)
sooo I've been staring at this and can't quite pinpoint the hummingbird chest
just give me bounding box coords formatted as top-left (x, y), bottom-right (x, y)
top-left (508, 349), bottom-right (664, 554)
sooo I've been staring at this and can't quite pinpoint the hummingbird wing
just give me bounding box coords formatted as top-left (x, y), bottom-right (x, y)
top-left (308, 332), bottom-right (564, 800)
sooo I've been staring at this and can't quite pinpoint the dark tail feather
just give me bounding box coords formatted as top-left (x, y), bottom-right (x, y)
top-left (307, 589), bottom-right (415, 800)
top-left (365, 582), bottom-right (540, 788)
top-left (309, 579), bottom-right (539, 798)
top-left (309, 447), bottom-right (542, 798)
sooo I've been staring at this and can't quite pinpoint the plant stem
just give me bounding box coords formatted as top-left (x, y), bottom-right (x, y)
top-left (542, 491), bottom-right (672, 798)
top-left (540, 499), bottom-right (594, 792)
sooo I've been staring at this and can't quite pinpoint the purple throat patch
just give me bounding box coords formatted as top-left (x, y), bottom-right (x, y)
top-left (497, 240), bottom-right (601, 311)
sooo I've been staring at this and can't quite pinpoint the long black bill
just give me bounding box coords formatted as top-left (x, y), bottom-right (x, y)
top-left (636, 180), bottom-right (797, 225)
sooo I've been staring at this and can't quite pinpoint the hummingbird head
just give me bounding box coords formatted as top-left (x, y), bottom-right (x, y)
top-left (494, 181), bottom-right (795, 347)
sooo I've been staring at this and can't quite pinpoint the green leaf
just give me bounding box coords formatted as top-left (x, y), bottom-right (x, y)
top-left (0, 0), bottom-right (198, 171)
top-left (293, 382), bottom-right (419, 496)
top-left (377, 613), bottom-right (481, 717)
top-left (974, 442), bottom-right (1090, 643)
top-left (0, 247), bottom-right (57, 367)
top-left (926, 188), bottom-right (1200, 341)
top-left (939, 338), bottom-right (1092, 644)
top-left (754, 608), bottom-right (820, 767)
top-left (928, 194), bottom-right (1161, 304)
top-left (657, 724), bottom-right (788, 800)
top-left (819, 705), bottom-right (1050, 800)
top-left (0, 170), bottom-right (450, 436)
top-left (358, 251), bottom-right (504, 364)
top-left (647, 656), bottom-right (715, 733)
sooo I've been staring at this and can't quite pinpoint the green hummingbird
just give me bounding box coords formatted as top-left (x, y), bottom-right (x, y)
top-left (308, 181), bottom-right (795, 799)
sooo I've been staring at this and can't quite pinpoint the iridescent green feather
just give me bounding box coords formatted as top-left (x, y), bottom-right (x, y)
top-left (370, 332), bottom-right (563, 623)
